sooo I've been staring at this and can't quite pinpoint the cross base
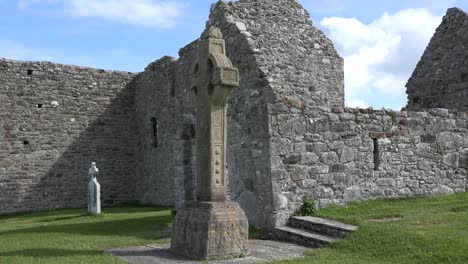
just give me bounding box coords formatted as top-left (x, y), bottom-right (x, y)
top-left (170, 201), bottom-right (249, 260)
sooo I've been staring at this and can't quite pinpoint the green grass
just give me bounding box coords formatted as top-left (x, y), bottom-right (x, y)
top-left (1, 193), bottom-right (467, 264)
top-left (0, 206), bottom-right (173, 264)
top-left (272, 192), bottom-right (468, 264)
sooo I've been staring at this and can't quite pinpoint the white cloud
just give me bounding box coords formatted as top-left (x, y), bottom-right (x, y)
top-left (321, 8), bottom-right (441, 109)
top-left (17, 0), bottom-right (185, 28)
top-left (67, 0), bottom-right (184, 28)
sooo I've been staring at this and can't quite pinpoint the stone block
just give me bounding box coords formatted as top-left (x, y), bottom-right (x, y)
top-left (328, 141), bottom-right (344, 150)
top-left (306, 142), bottom-right (328, 153)
top-left (339, 147), bottom-right (355, 163)
top-left (343, 186), bottom-right (362, 202)
top-left (288, 166), bottom-right (307, 182)
top-left (273, 193), bottom-right (288, 210)
top-left (320, 152), bottom-right (339, 165)
top-left (282, 154), bottom-right (301, 165)
top-left (442, 153), bottom-right (459, 168)
top-left (330, 164), bottom-right (346, 172)
top-left (431, 185), bottom-right (454, 196)
top-left (300, 153), bottom-right (319, 165)
top-left (171, 201), bottom-right (248, 260)
top-left (309, 165), bottom-right (329, 174)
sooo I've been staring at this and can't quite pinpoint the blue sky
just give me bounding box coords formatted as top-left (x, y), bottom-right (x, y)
top-left (1, 0), bottom-right (467, 109)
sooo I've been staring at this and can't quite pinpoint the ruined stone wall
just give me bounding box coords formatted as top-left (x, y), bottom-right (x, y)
top-left (132, 42), bottom-right (198, 208)
top-left (133, 56), bottom-right (178, 206)
top-left (270, 106), bottom-right (468, 225)
top-left (172, 42), bottom-right (198, 205)
top-left (206, 0), bottom-right (344, 228)
top-left (216, 0), bottom-right (344, 109)
top-left (207, 1), bottom-right (276, 228)
top-left (0, 58), bottom-right (137, 214)
top-left (406, 8), bottom-right (468, 111)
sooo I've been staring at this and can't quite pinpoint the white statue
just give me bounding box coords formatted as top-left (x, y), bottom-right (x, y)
top-left (88, 162), bottom-right (101, 214)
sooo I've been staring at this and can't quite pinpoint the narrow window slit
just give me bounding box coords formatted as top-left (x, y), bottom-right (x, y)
top-left (190, 124), bottom-right (196, 139)
top-left (170, 79), bottom-right (175, 97)
top-left (151, 117), bottom-right (158, 148)
top-left (373, 138), bottom-right (380, 170)
top-left (27, 69), bottom-right (33, 75)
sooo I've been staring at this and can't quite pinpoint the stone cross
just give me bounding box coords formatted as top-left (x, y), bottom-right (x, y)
top-left (171, 27), bottom-right (248, 260)
top-left (88, 162), bottom-right (101, 214)
top-left (190, 27), bottom-right (239, 202)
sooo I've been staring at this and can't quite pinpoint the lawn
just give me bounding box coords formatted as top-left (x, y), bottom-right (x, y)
top-left (273, 191), bottom-right (468, 264)
top-left (0, 192), bottom-right (467, 264)
top-left (0, 206), bottom-right (173, 264)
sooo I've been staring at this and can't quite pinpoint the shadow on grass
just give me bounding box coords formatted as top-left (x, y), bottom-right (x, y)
top-left (0, 206), bottom-right (172, 221)
top-left (0, 248), bottom-right (102, 258)
top-left (104, 206), bottom-right (173, 214)
top-left (39, 214), bottom-right (91, 223)
top-left (0, 214), bottom-right (173, 240)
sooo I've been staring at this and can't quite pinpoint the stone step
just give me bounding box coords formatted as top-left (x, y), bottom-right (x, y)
top-left (273, 226), bottom-right (337, 248)
top-left (290, 216), bottom-right (358, 239)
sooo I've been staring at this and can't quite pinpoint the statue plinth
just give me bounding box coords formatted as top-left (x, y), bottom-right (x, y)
top-left (170, 27), bottom-right (248, 260)
top-left (171, 201), bottom-right (248, 259)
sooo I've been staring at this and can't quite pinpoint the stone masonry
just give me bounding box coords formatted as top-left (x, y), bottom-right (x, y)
top-left (407, 8), bottom-right (468, 111)
top-left (0, 59), bottom-right (136, 214)
top-left (0, 0), bottom-right (467, 232)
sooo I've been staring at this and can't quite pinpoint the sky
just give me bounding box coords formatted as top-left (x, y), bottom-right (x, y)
top-left (1, 0), bottom-right (467, 110)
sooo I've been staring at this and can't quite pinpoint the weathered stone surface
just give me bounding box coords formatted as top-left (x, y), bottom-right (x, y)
top-left (343, 186), bottom-right (362, 202)
top-left (0, 58), bottom-right (136, 214)
top-left (271, 106), bottom-right (468, 227)
top-left (289, 216), bottom-right (358, 239)
top-left (442, 153), bottom-right (459, 168)
top-left (171, 26), bottom-right (248, 260)
top-left (431, 185), bottom-right (455, 196)
top-left (170, 201), bottom-right (248, 260)
top-left (406, 8), bottom-right (468, 111)
top-left (339, 147), bottom-right (355, 163)
top-left (105, 239), bottom-right (310, 264)
top-left (134, 56), bottom-right (179, 206)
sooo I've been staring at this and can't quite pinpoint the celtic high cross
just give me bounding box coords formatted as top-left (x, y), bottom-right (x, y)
top-left (190, 26), bottom-right (239, 202)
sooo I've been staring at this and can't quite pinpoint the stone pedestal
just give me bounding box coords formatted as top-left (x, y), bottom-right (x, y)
top-left (171, 201), bottom-right (248, 260)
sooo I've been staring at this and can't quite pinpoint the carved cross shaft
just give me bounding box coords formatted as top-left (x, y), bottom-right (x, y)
top-left (191, 27), bottom-right (239, 202)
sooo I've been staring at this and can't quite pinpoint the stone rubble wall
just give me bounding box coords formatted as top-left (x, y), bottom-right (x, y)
top-left (132, 41), bottom-right (203, 209)
top-left (207, 0), bottom-right (345, 229)
top-left (269, 105), bottom-right (468, 226)
top-left (215, 0), bottom-right (345, 110)
top-left (406, 8), bottom-right (468, 111)
top-left (208, 1), bottom-right (277, 228)
top-left (172, 41), bottom-right (198, 206)
top-left (0, 58), bottom-right (137, 213)
top-left (133, 56), bottom-right (178, 206)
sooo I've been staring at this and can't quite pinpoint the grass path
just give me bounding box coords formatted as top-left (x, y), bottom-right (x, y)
top-left (0, 192), bottom-right (467, 263)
